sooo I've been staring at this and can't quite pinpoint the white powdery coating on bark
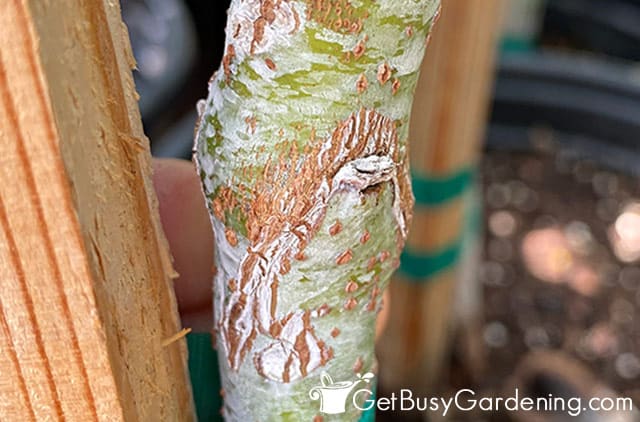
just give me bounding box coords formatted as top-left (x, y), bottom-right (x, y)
top-left (210, 218), bottom-right (249, 328)
top-left (226, 0), bottom-right (300, 62)
top-left (254, 312), bottom-right (319, 381)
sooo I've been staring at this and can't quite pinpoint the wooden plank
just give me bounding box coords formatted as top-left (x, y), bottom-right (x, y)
top-left (378, 0), bottom-right (505, 394)
top-left (0, 0), bottom-right (194, 420)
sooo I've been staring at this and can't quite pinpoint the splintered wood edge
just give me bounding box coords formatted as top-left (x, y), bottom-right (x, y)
top-left (0, 0), bottom-right (194, 420)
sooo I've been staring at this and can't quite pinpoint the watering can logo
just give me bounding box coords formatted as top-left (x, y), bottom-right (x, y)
top-left (309, 371), bottom-right (375, 414)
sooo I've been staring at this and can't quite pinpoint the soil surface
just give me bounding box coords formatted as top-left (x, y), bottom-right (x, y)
top-left (453, 146), bottom-right (640, 421)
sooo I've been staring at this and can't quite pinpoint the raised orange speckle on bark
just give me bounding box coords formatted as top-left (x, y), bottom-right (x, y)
top-left (379, 250), bottom-right (391, 263)
top-left (353, 356), bottom-right (364, 373)
top-left (345, 281), bottom-right (358, 293)
top-left (377, 62), bottom-right (392, 85)
top-left (353, 39), bottom-right (366, 59)
top-left (344, 297), bottom-right (358, 310)
top-left (405, 25), bottom-right (414, 38)
top-left (313, 416), bottom-right (323, 422)
top-left (317, 303), bottom-right (331, 317)
top-left (356, 73), bottom-right (368, 93)
top-left (229, 278), bottom-right (237, 292)
top-left (330, 327), bottom-right (340, 338)
top-left (336, 249), bottom-right (353, 265)
top-left (350, 20), bottom-right (364, 33)
top-left (392, 78), bottom-right (401, 95)
top-left (244, 116), bottom-right (257, 134)
top-left (225, 228), bottom-right (238, 247)
top-left (360, 230), bottom-right (370, 244)
top-left (265, 58), bottom-right (276, 70)
top-left (367, 256), bottom-right (377, 272)
top-left (329, 220), bottom-right (342, 236)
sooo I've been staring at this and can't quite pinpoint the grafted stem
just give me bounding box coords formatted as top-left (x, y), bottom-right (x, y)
top-left (195, 1), bottom-right (440, 420)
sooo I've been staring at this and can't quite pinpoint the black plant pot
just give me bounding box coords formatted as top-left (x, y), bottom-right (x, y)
top-left (543, 0), bottom-right (640, 60)
top-left (488, 50), bottom-right (640, 175)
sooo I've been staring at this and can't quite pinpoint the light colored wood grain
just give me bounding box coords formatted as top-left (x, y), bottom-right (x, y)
top-left (0, 0), bottom-right (194, 420)
top-left (378, 0), bottom-right (504, 394)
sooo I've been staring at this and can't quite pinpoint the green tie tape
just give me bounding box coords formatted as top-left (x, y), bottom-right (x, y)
top-left (411, 167), bottom-right (474, 206)
top-left (187, 333), bottom-right (222, 422)
top-left (399, 239), bottom-right (463, 281)
top-left (399, 182), bottom-right (482, 282)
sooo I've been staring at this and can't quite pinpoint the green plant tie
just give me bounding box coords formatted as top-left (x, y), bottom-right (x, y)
top-left (399, 239), bottom-right (464, 281)
top-left (411, 167), bottom-right (474, 207)
top-left (399, 178), bottom-right (482, 282)
top-left (187, 333), bottom-right (222, 421)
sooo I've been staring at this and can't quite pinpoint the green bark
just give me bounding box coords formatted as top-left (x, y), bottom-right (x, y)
top-left (194, 1), bottom-right (440, 420)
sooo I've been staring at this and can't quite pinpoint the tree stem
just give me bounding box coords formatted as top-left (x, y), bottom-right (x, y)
top-left (195, 1), bottom-right (440, 420)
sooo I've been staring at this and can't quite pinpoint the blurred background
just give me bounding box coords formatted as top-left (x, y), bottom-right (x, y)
top-left (121, 0), bottom-right (640, 420)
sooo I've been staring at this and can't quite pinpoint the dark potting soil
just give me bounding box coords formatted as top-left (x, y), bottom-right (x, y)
top-left (445, 143), bottom-right (640, 421)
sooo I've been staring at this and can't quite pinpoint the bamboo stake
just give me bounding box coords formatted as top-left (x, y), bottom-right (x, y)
top-left (0, 0), bottom-right (194, 420)
top-left (378, 0), bottom-right (505, 395)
